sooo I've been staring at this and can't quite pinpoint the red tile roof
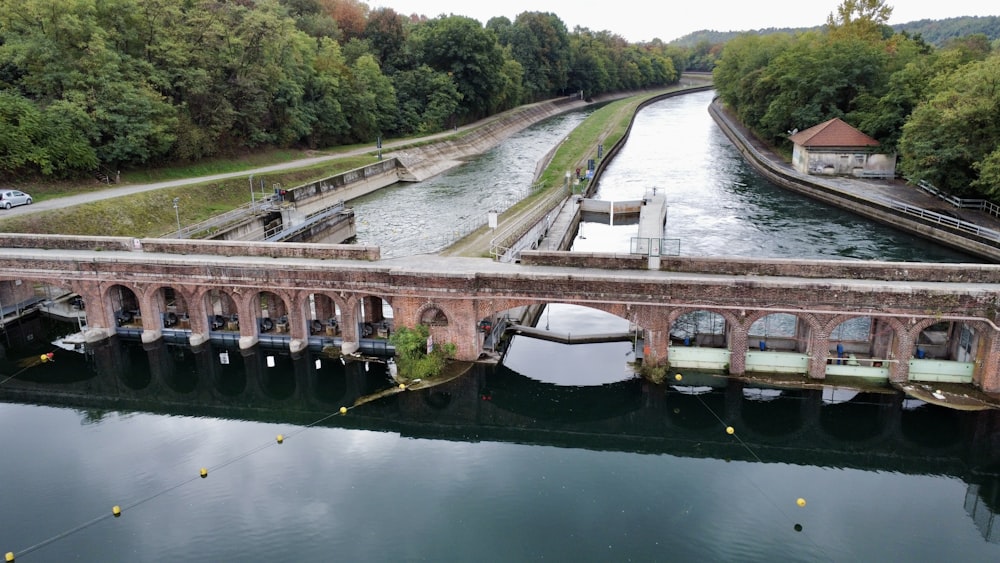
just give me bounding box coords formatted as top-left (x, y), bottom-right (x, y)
top-left (788, 118), bottom-right (879, 148)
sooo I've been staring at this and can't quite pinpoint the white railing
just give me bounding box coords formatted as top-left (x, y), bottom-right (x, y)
top-left (915, 180), bottom-right (1000, 219)
top-left (886, 200), bottom-right (1000, 242)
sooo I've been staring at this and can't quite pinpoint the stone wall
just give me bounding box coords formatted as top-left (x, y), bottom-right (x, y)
top-left (139, 238), bottom-right (380, 260)
top-left (520, 249), bottom-right (1000, 283)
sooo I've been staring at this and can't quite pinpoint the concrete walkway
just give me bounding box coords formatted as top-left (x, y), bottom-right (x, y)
top-left (712, 101), bottom-right (1000, 235)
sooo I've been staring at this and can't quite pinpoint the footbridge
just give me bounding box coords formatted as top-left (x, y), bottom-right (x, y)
top-left (2, 233), bottom-right (1000, 392)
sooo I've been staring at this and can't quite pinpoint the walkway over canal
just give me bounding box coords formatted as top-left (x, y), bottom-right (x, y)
top-left (2, 234), bottom-right (999, 392)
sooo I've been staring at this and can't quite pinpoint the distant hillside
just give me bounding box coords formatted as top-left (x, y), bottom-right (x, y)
top-left (893, 15), bottom-right (1000, 46)
top-left (669, 15), bottom-right (1000, 48)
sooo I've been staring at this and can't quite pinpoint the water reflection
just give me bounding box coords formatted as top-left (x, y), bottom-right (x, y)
top-left (498, 304), bottom-right (637, 386)
top-left (2, 332), bottom-right (1000, 559)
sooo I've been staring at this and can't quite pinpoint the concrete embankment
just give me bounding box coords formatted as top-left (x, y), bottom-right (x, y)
top-left (390, 98), bottom-right (589, 182)
top-left (707, 100), bottom-right (1000, 263)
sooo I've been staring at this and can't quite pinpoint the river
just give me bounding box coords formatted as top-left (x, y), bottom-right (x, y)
top-left (1, 90), bottom-right (997, 561)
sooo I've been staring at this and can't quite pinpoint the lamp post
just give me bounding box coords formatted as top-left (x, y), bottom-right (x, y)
top-left (173, 197), bottom-right (181, 235)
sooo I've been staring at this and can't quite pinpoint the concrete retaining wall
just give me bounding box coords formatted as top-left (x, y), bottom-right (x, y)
top-left (390, 98), bottom-right (589, 182)
top-left (708, 101), bottom-right (1000, 262)
top-left (0, 234), bottom-right (379, 261)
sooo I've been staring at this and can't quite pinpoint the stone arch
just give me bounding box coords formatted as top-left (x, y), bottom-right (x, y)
top-left (745, 310), bottom-right (820, 353)
top-left (667, 307), bottom-right (740, 348)
top-left (416, 302), bottom-right (451, 326)
top-left (295, 290), bottom-right (348, 338)
top-left (145, 283), bottom-right (195, 330)
top-left (352, 292), bottom-right (394, 339)
top-left (103, 283), bottom-right (142, 328)
top-left (197, 287), bottom-right (241, 333)
top-left (253, 288), bottom-right (293, 335)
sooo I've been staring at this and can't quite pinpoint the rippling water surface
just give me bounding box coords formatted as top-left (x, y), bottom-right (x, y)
top-left (2, 91), bottom-right (997, 562)
top-left (574, 90), bottom-right (973, 262)
top-left (351, 110), bottom-right (593, 258)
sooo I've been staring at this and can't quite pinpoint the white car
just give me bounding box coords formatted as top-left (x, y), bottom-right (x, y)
top-left (0, 190), bottom-right (32, 209)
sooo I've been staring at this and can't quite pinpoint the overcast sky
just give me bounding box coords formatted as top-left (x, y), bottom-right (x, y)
top-left (370, 0), bottom-right (997, 43)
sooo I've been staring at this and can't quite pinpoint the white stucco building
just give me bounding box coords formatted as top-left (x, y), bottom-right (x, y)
top-left (789, 118), bottom-right (896, 179)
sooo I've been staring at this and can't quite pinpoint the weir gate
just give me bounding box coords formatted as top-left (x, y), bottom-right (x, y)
top-left (2, 234), bottom-right (999, 392)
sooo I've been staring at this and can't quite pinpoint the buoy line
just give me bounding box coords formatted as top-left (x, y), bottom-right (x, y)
top-left (4, 402), bottom-right (361, 561)
top-left (0, 351), bottom-right (58, 388)
top-left (689, 380), bottom-right (832, 561)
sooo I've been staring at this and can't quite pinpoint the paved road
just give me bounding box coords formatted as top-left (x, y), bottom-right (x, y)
top-left (0, 117), bottom-right (493, 221)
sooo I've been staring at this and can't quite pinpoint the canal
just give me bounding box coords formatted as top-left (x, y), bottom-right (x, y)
top-left (1, 90), bottom-right (998, 560)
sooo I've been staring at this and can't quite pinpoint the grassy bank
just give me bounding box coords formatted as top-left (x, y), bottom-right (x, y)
top-left (0, 156), bottom-right (375, 237)
top-left (0, 84), bottom-right (701, 240)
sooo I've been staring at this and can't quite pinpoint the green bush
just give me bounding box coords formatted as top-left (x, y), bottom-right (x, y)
top-left (389, 325), bottom-right (456, 381)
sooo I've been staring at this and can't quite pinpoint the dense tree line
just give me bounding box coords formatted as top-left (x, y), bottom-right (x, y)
top-left (0, 0), bottom-right (680, 178)
top-left (671, 15), bottom-right (1000, 50)
top-left (713, 0), bottom-right (1000, 200)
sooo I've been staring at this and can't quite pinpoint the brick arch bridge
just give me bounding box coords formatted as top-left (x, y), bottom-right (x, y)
top-left (1, 235), bottom-right (999, 392)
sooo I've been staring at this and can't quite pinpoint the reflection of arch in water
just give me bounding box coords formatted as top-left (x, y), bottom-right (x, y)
top-left (819, 393), bottom-right (889, 442)
top-left (485, 363), bottom-right (643, 423)
top-left (424, 391), bottom-right (452, 410)
top-left (740, 388), bottom-right (805, 438)
top-left (146, 340), bottom-right (196, 395)
top-left (255, 351), bottom-right (297, 400)
top-left (202, 346), bottom-right (248, 397)
top-left (312, 355), bottom-right (349, 406)
top-left (900, 405), bottom-right (962, 450)
top-left (665, 389), bottom-right (727, 430)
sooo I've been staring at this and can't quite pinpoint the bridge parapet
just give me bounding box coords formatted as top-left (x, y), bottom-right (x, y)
top-left (520, 250), bottom-right (1000, 284)
top-left (2, 240), bottom-right (999, 392)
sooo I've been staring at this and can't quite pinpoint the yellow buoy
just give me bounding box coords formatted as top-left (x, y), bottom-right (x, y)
top-left (6, 551), bottom-right (15, 562)
top-left (40, 354), bottom-right (48, 362)
top-left (674, 373), bottom-right (683, 381)
top-left (726, 426), bottom-right (735, 435)
top-left (200, 467), bottom-right (208, 478)
top-left (398, 383), bottom-right (406, 389)
top-left (276, 434), bottom-right (284, 444)
top-left (796, 498), bottom-right (807, 507)
top-left (112, 505), bottom-right (121, 517)
top-left (339, 406), bottom-right (347, 414)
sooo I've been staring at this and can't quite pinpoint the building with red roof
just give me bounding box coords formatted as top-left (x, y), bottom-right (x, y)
top-left (788, 118), bottom-right (896, 179)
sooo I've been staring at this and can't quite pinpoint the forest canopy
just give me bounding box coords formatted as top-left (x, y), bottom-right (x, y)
top-left (712, 0), bottom-right (1000, 199)
top-left (0, 0), bottom-right (683, 179)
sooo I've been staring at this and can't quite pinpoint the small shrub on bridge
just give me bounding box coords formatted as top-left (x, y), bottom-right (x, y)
top-left (389, 325), bottom-right (456, 381)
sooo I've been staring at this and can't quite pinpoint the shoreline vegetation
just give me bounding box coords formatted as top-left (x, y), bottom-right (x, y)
top-left (0, 82), bottom-right (710, 238)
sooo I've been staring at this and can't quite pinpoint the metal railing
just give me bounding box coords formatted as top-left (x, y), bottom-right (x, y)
top-left (490, 184), bottom-right (570, 261)
top-left (166, 195), bottom-right (280, 239)
top-left (885, 200), bottom-right (1000, 242)
top-left (630, 237), bottom-right (682, 257)
top-left (263, 201), bottom-right (347, 242)
top-left (915, 180), bottom-right (1000, 220)
top-left (710, 101), bottom-right (1000, 249)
